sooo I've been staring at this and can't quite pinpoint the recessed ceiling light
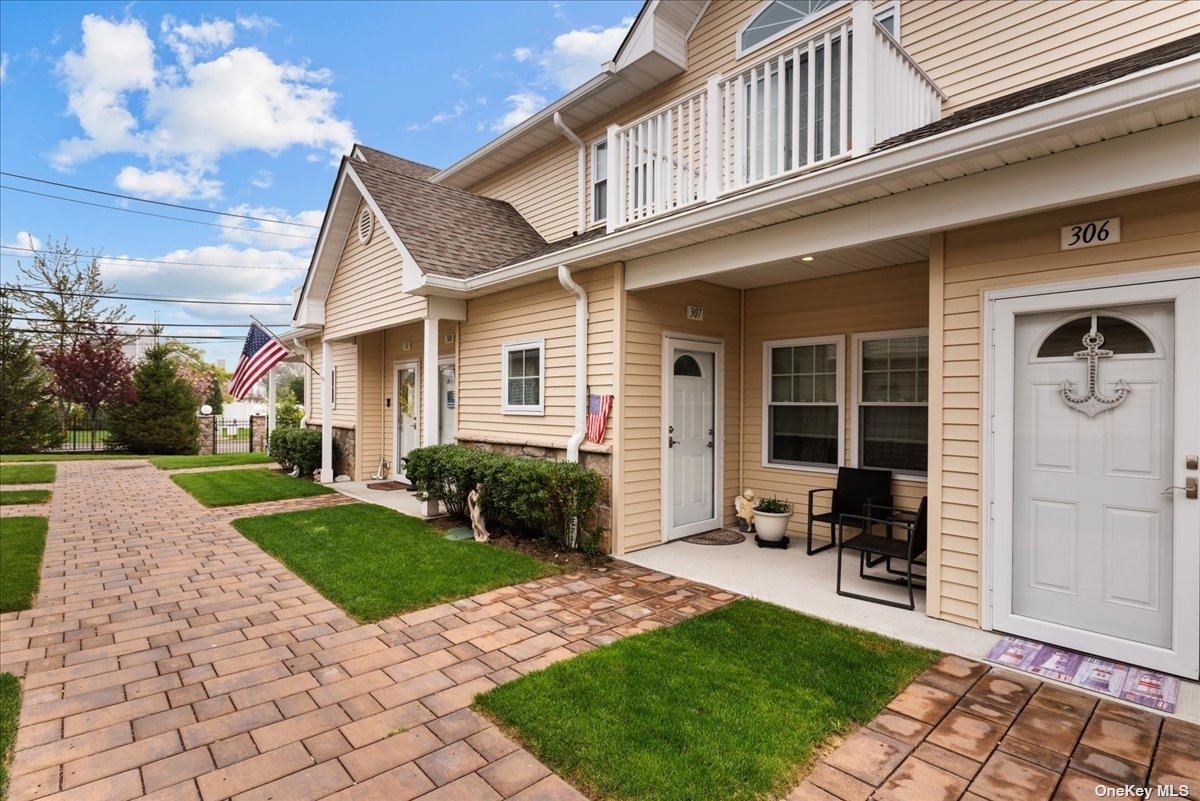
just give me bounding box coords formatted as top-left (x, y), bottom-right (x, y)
top-left (801, 256), bottom-right (814, 262)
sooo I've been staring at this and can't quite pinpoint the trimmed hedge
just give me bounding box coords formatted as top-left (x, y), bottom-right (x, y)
top-left (268, 427), bottom-right (340, 478)
top-left (405, 445), bottom-right (604, 552)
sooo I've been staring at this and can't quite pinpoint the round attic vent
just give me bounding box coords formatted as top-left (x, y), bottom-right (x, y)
top-left (357, 207), bottom-right (374, 245)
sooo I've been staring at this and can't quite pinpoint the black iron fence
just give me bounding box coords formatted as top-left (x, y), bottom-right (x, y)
top-left (211, 417), bottom-right (253, 454)
top-left (54, 411), bottom-right (118, 453)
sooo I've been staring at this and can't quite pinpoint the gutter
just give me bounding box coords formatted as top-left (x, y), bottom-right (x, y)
top-left (557, 265), bottom-right (588, 462)
top-left (553, 112), bottom-right (588, 235)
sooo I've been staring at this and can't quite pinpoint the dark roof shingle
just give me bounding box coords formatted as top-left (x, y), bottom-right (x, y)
top-left (354, 144), bottom-right (440, 181)
top-left (351, 158), bottom-right (547, 279)
top-left (874, 34), bottom-right (1200, 152)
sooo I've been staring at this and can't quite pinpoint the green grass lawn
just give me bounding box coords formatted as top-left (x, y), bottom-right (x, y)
top-left (0, 673), bottom-right (20, 800)
top-left (172, 469), bottom-right (333, 507)
top-left (0, 490), bottom-right (51, 506)
top-left (0, 464), bottom-right (56, 485)
top-left (232, 503), bottom-right (558, 622)
top-left (0, 517), bottom-right (48, 613)
top-left (149, 453), bottom-right (273, 470)
top-left (476, 599), bottom-right (939, 801)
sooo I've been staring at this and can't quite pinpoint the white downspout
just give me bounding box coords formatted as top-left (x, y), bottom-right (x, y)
top-left (553, 112), bottom-right (587, 235)
top-left (558, 265), bottom-right (588, 462)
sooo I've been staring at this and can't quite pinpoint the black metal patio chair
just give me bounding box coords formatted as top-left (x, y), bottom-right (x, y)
top-left (836, 497), bottom-right (928, 610)
top-left (805, 466), bottom-right (893, 555)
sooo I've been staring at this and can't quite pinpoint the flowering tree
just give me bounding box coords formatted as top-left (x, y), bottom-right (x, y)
top-left (41, 327), bottom-right (136, 445)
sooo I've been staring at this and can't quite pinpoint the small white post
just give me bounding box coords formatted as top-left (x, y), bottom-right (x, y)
top-left (421, 316), bottom-right (440, 517)
top-left (850, 0), bottom-right (877, 156)
top-left (606, 124), bottom-right (621, 233)
top-left (267, 365), bottom-right (277, 433)
top-left (320, 340), bottom-right (333, 483)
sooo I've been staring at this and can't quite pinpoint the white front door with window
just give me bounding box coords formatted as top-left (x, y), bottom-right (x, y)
top-left (393, 362), bottom-right (420, 482)
top-left (990, 277), bottom-right (1200, 679)
top-left (664, 338), bottom-right (722, 540)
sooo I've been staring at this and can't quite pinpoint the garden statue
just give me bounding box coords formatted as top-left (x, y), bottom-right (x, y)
top-left (734, 489), bottom-right (757, 532)
top-left (467, 482), bottom-right (490, 542)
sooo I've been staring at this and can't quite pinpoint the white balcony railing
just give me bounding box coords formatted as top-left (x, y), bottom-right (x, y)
top-left (606, 1), bottom-right (944, 232)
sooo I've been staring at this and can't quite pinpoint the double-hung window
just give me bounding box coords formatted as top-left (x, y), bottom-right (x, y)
top-left (764, 337), bottom-right (842, 468)
top-left (501, 340), bottom-right (544, 415)
top-left (854, 331), bottom-right (928, 475)
top-left (591, 140), bottom-right (608, 224)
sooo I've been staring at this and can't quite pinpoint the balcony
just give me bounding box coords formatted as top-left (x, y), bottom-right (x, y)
top-left (605, 2), bottom-right (944, 232)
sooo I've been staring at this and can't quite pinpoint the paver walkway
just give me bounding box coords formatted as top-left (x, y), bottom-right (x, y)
top-left (0, 460), bottom-right (735, 801)
top-left (788, 654), bottom-right (1200, 801)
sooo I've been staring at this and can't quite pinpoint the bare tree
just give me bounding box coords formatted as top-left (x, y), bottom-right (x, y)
top-left (7, 237), bottom-right (132, 350)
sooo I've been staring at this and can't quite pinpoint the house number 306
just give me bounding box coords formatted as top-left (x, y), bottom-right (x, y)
top-left (1060, 217), bottom-right (1120, 251)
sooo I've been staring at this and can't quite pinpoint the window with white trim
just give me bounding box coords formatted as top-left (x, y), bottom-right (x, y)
top-left (501, 340), bottom-right (544, 414)
top-left (855, 332), bottom-right (928, 475)
top-left (765, 337), bottom-right (841, 468)
top-left (875, 0), bottom-right (900, 38)
top-left (591, 140), bottom-right (608, 223)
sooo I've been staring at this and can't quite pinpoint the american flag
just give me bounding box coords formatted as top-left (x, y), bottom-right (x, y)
top-left (229, 323), bottom-right (290, 400)
top-left (586, 393), bottom-right (613, 443)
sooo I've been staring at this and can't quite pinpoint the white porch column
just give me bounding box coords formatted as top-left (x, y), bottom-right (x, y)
top-left (267, 366), bottom-right (277, 432)
top-left (850, 0), bottom-right (877, 156)
top-left (422, 317), bottom-right (439, 447)
top-left (320, 340), bottom-right (333, 483)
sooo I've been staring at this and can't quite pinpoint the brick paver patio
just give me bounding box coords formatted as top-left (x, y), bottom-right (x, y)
top-left (0, 460), bottom-right (736, 801)
top-left (788, 654), bottom-right (1200, 801)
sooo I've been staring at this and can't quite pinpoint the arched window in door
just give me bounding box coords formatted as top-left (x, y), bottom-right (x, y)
top-left (674, 354), bottom-right (703, 377)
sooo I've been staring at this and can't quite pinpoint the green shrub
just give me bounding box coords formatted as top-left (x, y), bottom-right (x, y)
top-left (755, 496), bottom-right (790, 514)
top-left (108, 345), bottom-right (200, 455)
top-left (406, 445), bottom-right (604, 552)
top-left (269, 427), bottom-right (338, 477)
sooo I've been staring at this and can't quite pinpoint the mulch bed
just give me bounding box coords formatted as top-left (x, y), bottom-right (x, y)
top-left (427, 516), bottom-right (611, 570)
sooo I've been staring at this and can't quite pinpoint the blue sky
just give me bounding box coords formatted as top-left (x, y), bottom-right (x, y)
top-left (0, 0), bottom-right (639, 366)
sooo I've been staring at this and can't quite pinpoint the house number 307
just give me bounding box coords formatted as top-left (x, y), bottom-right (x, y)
top-left (1060, 217), bottom-right (1120, 251)
top-left (686, 305), bottom-right (704, 321)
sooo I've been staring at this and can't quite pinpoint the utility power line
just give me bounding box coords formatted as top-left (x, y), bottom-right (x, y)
top-left (0, 171), bottom-right (321, 228)
top-left (0, 185), bottom-right (318, 241)
top-left (1, 285), bottom-right (291, 307)
top-left (11, 316), bottom-right (288, 328)
top-left (1, 245), bottom-right (307, 271)
top-left (6, 327), bottom-right (246, 340)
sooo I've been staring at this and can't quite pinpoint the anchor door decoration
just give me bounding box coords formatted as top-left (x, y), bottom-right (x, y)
top-left (1059, 330), bottom-right (1131, 417)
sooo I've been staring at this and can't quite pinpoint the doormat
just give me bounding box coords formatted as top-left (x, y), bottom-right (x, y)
top-left (366, 481), bottom-right (409, 491)
top-left (985, 636), bottom-right (1180, 713)
top-left (682, 529), bottom-right (746, 546)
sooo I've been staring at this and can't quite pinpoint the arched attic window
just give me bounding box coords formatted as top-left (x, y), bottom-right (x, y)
top-left (739, 1), bottom-right (898, 56)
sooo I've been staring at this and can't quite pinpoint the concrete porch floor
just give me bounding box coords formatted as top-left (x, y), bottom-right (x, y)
top-left (622, 534), bottom-right (1200, 723)
top-left (332, 480), bottom-right (428, 517)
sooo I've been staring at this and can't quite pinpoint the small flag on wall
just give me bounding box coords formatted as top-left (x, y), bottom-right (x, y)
top-left (229, 323), bottom-right (290, 400)
top-left (586, 393), bottom-right (614, 443)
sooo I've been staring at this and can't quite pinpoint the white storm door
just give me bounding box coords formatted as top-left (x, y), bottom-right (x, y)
top-left (393, 363), bottom-right (420, 481)
top-left (992, 277), bottom-right (1200, 679)
top-left (665, 340), bottom-right (721, 539)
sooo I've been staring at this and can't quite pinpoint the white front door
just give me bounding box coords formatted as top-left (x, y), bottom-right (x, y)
top-left (393, 363), bottom-right (420, 481)
top-left (991, 277), bottom-right (1200, 678)
top-left (665, 339), bottom-right (722, 539)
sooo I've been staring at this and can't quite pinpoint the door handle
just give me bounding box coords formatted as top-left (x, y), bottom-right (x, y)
top-left (668, 437), bottom-right (678, 448)
top-left (1163, 477), bottom-right (1198, 500)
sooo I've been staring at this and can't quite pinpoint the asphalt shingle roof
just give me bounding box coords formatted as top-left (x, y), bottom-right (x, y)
top-left (874, 33), bottom-right (1200, 152)
top-left (354, 145), bottom-right (440, 181)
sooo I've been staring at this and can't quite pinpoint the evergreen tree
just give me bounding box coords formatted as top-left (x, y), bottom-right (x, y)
top-left (275, 386), bottom-right (302, 428)
top-left (0, 295), bottom-right (62, 453)
top-left (205, 375), bottom-right (224, 414)
top-left (110, 345), bottom-right (201, 455)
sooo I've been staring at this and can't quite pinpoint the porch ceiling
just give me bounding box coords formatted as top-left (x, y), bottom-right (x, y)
top-left (701, 235), bottom-right (930, 290)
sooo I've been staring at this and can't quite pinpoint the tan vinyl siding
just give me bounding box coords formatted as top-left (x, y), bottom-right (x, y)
top-left (742, 262), bottom-right (929, 546)
top-left (456, 265), bottom-right (617, 447)
top-left (932, 182), bottom-right (1200, 627)
top-left (621, 280), bottom-right (741, 554)
top-left (324, 200), bottom-right (426, 341)
top-left (467, 0), bottom-right (1193, 233)
top-left (305, 338), bottom-right (357, 430)
top-left (902, 0), bottom-right (1197, 114)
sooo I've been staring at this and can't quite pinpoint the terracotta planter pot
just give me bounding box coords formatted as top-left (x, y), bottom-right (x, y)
top-left (754, 508), bottom-right (793, 541)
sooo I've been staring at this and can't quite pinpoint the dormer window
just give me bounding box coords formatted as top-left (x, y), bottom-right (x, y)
top-left (739, 0), bottom-right (845, 55)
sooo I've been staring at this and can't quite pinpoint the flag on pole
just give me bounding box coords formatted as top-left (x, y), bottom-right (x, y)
top-left (585, 393), bottom-right (613, 443)
top-left (229, 323), bottom-right (290, 400)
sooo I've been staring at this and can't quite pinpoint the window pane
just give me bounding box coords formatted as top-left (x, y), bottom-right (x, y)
top-left (771, 347), bottom-right (793, 376)
top-left (1036, 315), bottom-right (1155, 357)
top-left (863, 371), bottom-right (888, 402)
top-left (772, 376), bottom-right (792, 403)
top-left (594, 142), bottom-right (607, 181)
top-left (860, 406), bottom-right (927, 473)
top-left (794, 374), bottom-right (816, 403)
top-left (506, 378), bottom-right (522, 407)
top-left (524, 348), bottom-right (539, 375)
top-left (890, 337), bottom-right (918, 371)
top-left (593, 181), bottom-right (607, 221)
top-left (816, 373), bottom-right (837, 403)
top-left (888, 371), bottom-right (917, 403)
top-left (816, 343), bottom-right (837, 372)
top-left (770, 405), bottom-right (838, 466)
top-left (917, 369), bottom-right (928, 403)
top-left (862, 339), bottom-right (889, 371)
top-left (508, 349), bottom-right (525, 379)
top-left (526, 378), bottom-right (540, 406)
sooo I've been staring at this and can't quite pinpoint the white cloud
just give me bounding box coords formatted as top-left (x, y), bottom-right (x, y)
top-left (537, 18), bottom-right (632, 91)
top-left (512, 47), bottom-right (533, 62)
top-left (6, 231), bottom-right (43, 252)
top-left (98, 244), bottom-right (303, 306)
top-left (408, 101), bottom-right (470, 131)
top-left (491, 92), bottom-right (547, 132)
top-left (550, 2), bottom-right (566, 20)
top-left (235, 13), bottom-right (279, 33)
top-left (450, 69), bottom-right (469, 86)
top-left (51, 13), bottom-right (356, 197)
top-left (115, 165), bottom-right (222, 200)
top-left (0, 52), bottom-right (8, 83)
top-left (216, 205), bottom-right (323, 251)
top-left (250, 169), bottom-right (273, 189)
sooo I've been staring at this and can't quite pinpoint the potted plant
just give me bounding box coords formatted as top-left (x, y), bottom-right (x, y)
top-left (753, 496), bottom-right (793, 543)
